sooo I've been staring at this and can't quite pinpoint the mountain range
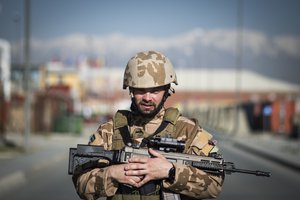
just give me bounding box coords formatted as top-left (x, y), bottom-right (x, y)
top-left (14, 28), bottom-right (300, 85)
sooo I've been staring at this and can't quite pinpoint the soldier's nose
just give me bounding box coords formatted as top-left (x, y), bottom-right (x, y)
top-left (143, 92), bottom-right (152, 101)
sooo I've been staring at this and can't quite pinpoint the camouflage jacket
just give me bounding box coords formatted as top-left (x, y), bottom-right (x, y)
top-left (73, 108), bottom-right (224, 200)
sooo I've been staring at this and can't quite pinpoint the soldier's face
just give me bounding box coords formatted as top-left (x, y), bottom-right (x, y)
top-left (132, 86), bottom-right (165, 115)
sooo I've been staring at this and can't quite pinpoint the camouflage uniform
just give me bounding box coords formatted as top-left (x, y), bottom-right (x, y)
top-left (73, 51), bottom-right (224, 199)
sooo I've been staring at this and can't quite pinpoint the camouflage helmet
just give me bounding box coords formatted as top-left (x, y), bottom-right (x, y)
top-left (123, 50), bottom-right (178, 89)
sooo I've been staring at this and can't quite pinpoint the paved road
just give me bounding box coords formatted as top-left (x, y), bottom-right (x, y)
top-left (0, 136), bottom-right (81, 200)
top-left (0, 127), bottom-right (299, 200)
top-left (218, 140), bottom-right (300, 200)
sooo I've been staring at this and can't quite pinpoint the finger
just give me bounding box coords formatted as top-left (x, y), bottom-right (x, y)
top-left (124, 163), bottom-right (146, 170)
top-left (128, 156), bottom-right (149, 163)
top-left (148, 148), bottom-right (163, 158)
top-left (131, 175), bottom-right (144, 183)
top-left (128, 177), bottom-right (139, 186)
top-left (135, 176), bottom-right (150, 188)
top-left (125, 169), bottom-right (147, 176)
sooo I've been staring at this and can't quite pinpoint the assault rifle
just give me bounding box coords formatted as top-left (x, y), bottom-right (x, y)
top-left (68, 137), bottom-right (271, 177)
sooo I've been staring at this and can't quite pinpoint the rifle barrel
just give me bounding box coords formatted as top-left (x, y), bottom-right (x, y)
top-left (225, 168), bottom-right (271, 177)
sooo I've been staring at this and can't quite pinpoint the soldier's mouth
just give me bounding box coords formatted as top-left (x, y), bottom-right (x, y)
top-left (141, 104), bottom-right (154, 109)
top-left (140, 103), bottom-right (155, 110)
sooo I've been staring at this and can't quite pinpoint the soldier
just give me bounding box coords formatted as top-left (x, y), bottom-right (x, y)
top-left (73, 50), bottom-right (224, 200)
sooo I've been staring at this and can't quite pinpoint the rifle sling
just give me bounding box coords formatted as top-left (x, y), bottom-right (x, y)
top-left (118, 126), bottom-right (134, 146)
top-left (140, 120), bottom-right (169, 147)
top-left (118, 120), bottom-right (170, 148)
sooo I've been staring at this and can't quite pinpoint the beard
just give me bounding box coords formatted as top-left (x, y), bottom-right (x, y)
top-left (138, 100), bottom-right (156, 113)
top-left (131, 98), bottom-right (164, 118)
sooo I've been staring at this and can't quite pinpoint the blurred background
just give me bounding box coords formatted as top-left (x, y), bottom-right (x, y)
top-left (0, 0), bottom-right (300, 200)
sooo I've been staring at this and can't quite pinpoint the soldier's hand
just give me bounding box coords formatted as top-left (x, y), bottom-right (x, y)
top-left (125, 148), bottom-right (173, 188)
top-left (107, 164), bottom-right (144, 187)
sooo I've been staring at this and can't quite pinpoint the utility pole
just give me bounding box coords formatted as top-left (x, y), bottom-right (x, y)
top-left (13, 12), bottom-right (21, 64)
top-left (234, 0), bottom-right (244, 134)
top-left (23, 0), bottom-right (31, 151)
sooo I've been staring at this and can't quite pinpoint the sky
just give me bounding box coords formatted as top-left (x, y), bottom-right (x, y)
top-left (0, 0), bottom-right (300, 84)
